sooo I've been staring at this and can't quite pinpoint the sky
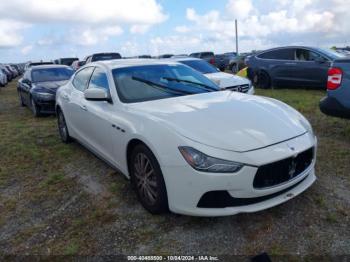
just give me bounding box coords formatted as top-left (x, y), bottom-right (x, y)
top-left (0, 0), bottom-right (349, 62)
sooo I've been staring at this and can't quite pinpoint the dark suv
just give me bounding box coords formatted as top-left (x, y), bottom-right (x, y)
top-left (85, 52), bottom-right (122, 64)
top-left (246, 46), bottom-right (346, 89)
top-left (189, 52), bottom-right (215, 66)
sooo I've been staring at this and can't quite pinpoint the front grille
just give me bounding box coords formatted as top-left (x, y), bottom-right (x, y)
top-left (197, 175), bottom-right (308, 208)
top-left (224, 84), bottom-right (250, 93)
top-left (253, 147), bottom-right (314, 189)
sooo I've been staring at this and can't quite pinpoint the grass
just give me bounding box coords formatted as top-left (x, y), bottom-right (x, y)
top-left (0, 81), bottom-right (349, 256)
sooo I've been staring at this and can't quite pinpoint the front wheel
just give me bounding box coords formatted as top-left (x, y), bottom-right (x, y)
top-left (30, 97), bottom-right (41, 117)
top-left (18, 92), bottom-right (25, 107)
top-left (129, 144), bottom-right (168, 214)
top-left (57, 110), bottom-right (72, 143)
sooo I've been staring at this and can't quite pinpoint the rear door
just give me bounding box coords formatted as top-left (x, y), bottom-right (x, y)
top-left (292, 48), bottom-right (330, 88)
top-left (257, 48), bottom-right (296, 86)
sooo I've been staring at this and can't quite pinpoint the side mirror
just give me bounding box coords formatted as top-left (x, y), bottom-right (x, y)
top-left (23, 79), bottom-right (31, 86)
top-left (84, 88), bottom-right (111, 102)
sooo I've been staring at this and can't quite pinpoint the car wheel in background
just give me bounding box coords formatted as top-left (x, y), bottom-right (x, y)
top-left (129, 144), bottom-right (168, 214)
top-left (30, 97), bottom-right (41, 117)
top-left (257, 71), bottom-right (271, 89)
top-left (57, 110), bottom-right (72, 143)
top-left (230, 64), bottom-right (238, 74)
top-left (18, 92), bottom-right (25, 107)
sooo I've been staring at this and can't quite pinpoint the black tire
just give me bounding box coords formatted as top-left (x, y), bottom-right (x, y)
top-left (257, 71), bottom-right (271, 89)
top-left (30, 97), bottom-right (41, 117)
top-left (230, 64), bottom-right (238, 74)
top-left (18, 92), bottom-right (25, 107)
top-left (57, 110), bottom-right (72, 143)
top-left (129, 144), bottom-right (168, 214)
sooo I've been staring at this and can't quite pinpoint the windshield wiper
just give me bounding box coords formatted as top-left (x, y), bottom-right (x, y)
top-left (162, 77), bottom-right (218, 92)
top-left (132, 76), bottom-right (195, 95)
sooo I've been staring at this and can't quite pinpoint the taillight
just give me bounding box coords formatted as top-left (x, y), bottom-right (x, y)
top-left (209, 58), bottom-right (215, 65)
top-left (327, 67), bottom-right (342, 90)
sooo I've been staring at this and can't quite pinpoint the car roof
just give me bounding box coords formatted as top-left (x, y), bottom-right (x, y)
top-left (30, 64), bottom-right (71, 70)
top-left (91, 59), bottom-right (182, 70)
top-left (167, 57), bottom-right (202, 62)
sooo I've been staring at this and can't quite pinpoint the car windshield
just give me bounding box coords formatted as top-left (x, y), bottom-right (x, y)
top-left (32, 68), bottom-right (74, 82)
top-left (112, 64), bottom-right (219, 103)
top-left (92, 53), bottom-right (121, 62)
top-left (180, 60), bottom-right (219, 74)
top-left (317, 48), bottom-right (347, 59)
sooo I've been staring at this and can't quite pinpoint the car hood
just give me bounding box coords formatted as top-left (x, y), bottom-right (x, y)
top-left (205, 72), bottom-right (249, 89)
top-left (129, 91), bottom-right (307, 152)
top-left (34, 80), bottom-right (69, 93)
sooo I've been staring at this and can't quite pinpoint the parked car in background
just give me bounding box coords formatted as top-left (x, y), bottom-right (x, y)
top-left (71, 60), bottom-right (86, 71)
top-left (215, 52), bottom-right (237, 71)
top-left (17, 65), bottom-right (74, 116)
top-left (56, 59), bottom-right (316, 216)
top-left (138, 55), bottom-right (152, 59)
top-left (0, 69), bottom-right (8, 87)
top-left (246, 46), bottom-right (347, 89)
top-left (0, 65), bottom-right (13, 81)
top-left (189, 52), bottom-right (215, 66)
top-left (320, 60), bottom-right (350, 119)
top-left (171, 57), bottom-right (254, 94)
top-left (85, 52), bottom-right (122, 64)
top-left (55, 57), bottom-right (79, 66)
top-left (25, 61), bottom-right (54, 71)
top-left (158, 54), bottom-right (174, 59)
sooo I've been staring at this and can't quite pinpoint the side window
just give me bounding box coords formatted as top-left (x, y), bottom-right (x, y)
top-left (295, 49), bottom-right (326, 61)
top-left (258, 49), bottom-right (294, 60)
top-left (88, 67), bottom-right (109, 91)
top-left (72, 67), bottom-right (94, 91)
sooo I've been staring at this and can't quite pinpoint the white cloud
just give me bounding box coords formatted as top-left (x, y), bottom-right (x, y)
top-left (21, 45), bottom-right (33, 54)
top-left (69, 26), bottom-right (123, 46)
top-left (0, 0), bottom-right (167, 25)
top-left (174, 25), bottom-right (191, 33)
top-left (174, 0), bottom-right (350, 53)
top-left (226, 0), bottom-right (254, 19)
top-left (0, 0), bottom-right (167, 48)
top-left (130, 24), bottom-right (151, 34)
top-left (0, 19), bottom-right (29, 48)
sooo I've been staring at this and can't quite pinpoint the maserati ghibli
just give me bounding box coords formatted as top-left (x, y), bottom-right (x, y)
top-left (56, 59), bottom-right (317, 216)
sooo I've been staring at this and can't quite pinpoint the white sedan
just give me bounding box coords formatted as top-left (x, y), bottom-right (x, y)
top-left (56, 59), bottom-right (316, 216)
top-left (170, 57), bottom-right (254, 94)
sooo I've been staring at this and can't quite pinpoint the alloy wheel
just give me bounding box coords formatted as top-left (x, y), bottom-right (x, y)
top-left (133, 152), bottom-right (158, 206)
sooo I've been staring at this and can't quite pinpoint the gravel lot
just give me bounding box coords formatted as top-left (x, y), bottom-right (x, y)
top-left (0, 80), bottom-right (349, 261)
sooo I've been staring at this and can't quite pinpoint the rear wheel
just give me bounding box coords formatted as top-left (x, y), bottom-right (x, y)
top-left (256, 71), bottom-right (271, 89)
top-left (57, 110), bottom-right (72, 143)
top-left (129, 144), bottom-right (168, 214)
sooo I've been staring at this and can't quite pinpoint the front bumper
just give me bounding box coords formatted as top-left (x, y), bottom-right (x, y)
top-left (162, 134), bottom-right (317, 217)
top-left (33, 96), bottom-right (56, 114)
top-left (320, 96), bottom-right (350, 119)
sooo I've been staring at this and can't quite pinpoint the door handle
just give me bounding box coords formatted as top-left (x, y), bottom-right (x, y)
top-left (80, 105), bottom-right (87, 111)
top-left (285, 62), bottom-right (297, 65)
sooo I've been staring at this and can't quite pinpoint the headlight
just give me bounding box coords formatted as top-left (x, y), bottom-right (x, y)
top-left (36, 92), bottom-right (55, 99)
top-left (179, 146), bottom-right (243, 173)
top-left (299, 115), bottom-right (314, 137)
